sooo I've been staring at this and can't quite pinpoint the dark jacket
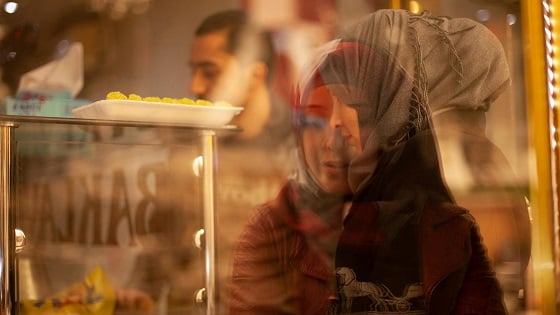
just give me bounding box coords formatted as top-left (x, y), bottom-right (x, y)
top-left (228, 183), bottom-right (507, 315)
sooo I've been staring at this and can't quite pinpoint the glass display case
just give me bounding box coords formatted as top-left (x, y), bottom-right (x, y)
top-left (0, 115), bottom-right (237, 314)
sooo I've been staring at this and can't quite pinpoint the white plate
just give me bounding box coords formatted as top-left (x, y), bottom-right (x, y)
top-left (72, 100), bottom-right (243, 126)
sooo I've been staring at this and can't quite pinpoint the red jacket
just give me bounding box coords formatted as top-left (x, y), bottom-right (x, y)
top-left (228, 184), bottom-right (507, 314)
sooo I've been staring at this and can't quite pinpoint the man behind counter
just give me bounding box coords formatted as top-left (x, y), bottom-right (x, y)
top-left (187, 8), bottom-right (296, 312)
top-left (187, 9), bottom-right (296, 277)
top-left (189, 9), bottom-right (293, 147)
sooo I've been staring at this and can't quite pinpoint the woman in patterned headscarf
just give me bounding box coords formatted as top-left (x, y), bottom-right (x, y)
top-left (413, 13), bottom-right (531, 305)
top-left (414, 11), bottom-right (531, 284)
top-left (228, 9), bottom-right (506, 314)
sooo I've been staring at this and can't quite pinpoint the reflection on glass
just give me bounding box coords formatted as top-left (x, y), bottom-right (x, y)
top-left (228, 9), bottom-right (519, 314)
top-left (0, 0), bottom-right (544, 314)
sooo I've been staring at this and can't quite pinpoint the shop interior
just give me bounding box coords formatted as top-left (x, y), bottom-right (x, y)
top-left (0, 0), bottom-right (556, 314)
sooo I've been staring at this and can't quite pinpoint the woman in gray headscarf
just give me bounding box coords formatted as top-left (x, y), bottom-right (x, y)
top-left (416, 10), bottom-right (531, 278)
top-left (228, 9), bottom-right (506, 314)
top-left (413, 12), bottom-right (531, 305)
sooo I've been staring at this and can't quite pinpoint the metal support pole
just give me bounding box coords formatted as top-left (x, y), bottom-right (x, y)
top-left (200, 130), bottom-right (217, 315)
top-left (0, 122), bottom-right (16, 315)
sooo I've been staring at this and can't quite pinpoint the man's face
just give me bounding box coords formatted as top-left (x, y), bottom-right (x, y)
top-left (189, 29), bottom-right (250, 106)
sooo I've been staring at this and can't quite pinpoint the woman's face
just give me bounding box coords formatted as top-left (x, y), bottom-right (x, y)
top-left (301, 85), bottom-right (363, 195)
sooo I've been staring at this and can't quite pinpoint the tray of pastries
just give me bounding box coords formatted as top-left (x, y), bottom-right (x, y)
top-left (72, 91), bottom-right (243, 127)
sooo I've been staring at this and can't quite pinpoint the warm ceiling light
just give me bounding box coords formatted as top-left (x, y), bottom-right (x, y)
top-left (4, 1), bottom-right (18, 14)
top-left (409, 1), bottom-right (421, 14)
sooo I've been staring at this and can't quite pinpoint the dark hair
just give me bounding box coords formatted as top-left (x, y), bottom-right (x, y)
top-left (195, 9), bottom-right (276, 82)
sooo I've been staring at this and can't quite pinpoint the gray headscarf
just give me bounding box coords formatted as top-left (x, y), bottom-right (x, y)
top-left (414, 13), bottom-right (511, 115)
top-left (294, 9), bottom-right (511, 194)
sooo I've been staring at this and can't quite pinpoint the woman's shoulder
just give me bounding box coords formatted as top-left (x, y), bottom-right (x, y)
top-left (422, 201), bottom-right (476, 229)
top-left (246, 202), bottom-right (287, 229)
top-left (240, 186), bottom-right (300, 242)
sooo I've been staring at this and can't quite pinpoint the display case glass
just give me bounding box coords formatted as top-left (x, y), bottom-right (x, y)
top-left (0, 115), bottom-right (234, 315)
top-left (0, 0), bottom-right (557, 314)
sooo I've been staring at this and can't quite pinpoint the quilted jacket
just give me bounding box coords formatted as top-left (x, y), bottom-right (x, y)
top-left (228, 184), bottom-right (507, 315)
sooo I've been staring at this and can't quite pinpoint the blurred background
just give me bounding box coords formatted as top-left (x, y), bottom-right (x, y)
top-left (0, 0), bottom-right (548, 314)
